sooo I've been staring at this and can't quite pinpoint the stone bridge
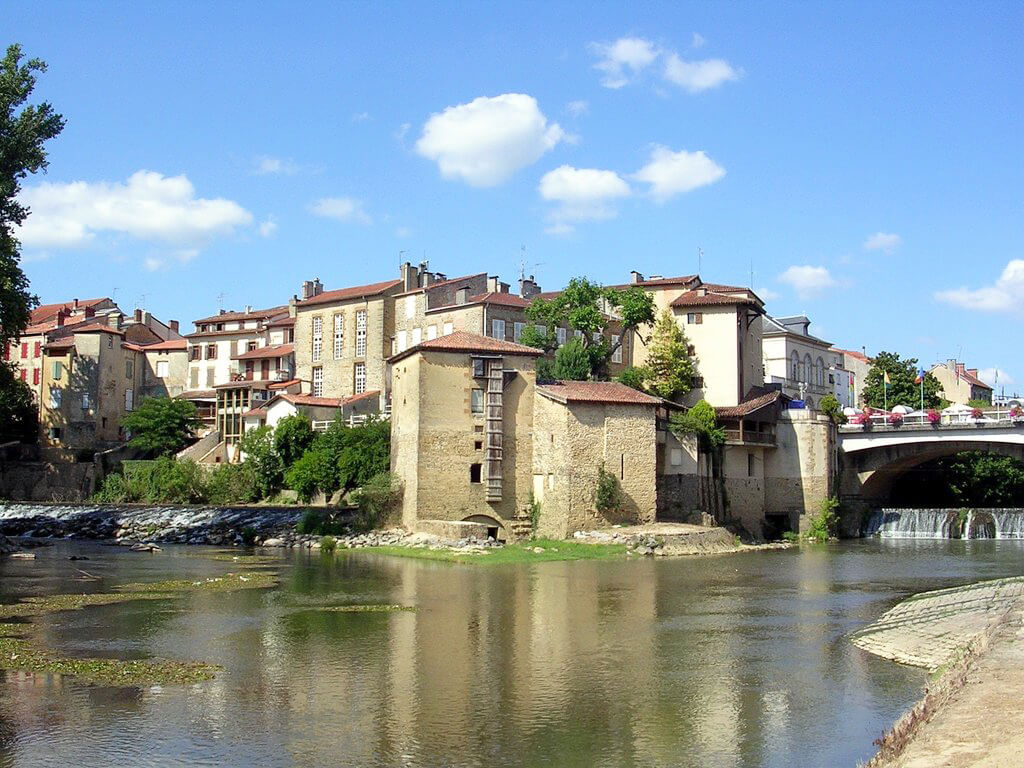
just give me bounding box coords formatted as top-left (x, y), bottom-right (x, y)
top-left (837, 421), bottom-right (1024, 534)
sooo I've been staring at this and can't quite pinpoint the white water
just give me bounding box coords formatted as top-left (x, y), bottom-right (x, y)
top-left (866, 508), bottom-right (1024, 539)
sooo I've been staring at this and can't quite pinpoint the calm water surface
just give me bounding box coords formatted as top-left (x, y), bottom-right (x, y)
top-left (1, 539), bottom-right (1022, 768)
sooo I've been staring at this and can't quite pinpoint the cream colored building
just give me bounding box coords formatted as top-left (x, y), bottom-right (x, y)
top-left (830, 347), bottom-right (871, 407)
top-left (930, 359), bottom-right (993, 405)
top-left (761, 314), bottom-right (853, 409)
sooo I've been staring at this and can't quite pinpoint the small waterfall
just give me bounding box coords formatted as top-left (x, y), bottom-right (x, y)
top-left (867, 508), bottom-right (1024, 539)
top-left (866, 509), bottom-right (955, 539)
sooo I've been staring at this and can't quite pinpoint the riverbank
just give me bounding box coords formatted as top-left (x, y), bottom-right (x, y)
top-left (858, 578), bottom-right (1024, 767)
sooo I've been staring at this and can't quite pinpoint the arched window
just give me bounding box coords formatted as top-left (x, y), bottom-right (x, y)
top-left (804, 353), bottom-right (813, 384)
top-left (791, 350), bottom-right (800, 381)
top-left (816, 357), bottom-right (825, 386)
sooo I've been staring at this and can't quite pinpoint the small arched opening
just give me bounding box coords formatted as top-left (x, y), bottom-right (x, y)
top-left (462, 514), bottom-right (506, 542)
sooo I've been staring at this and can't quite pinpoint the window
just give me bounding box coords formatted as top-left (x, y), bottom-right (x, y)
top-left (427, 325), bottom-right (437, 340)
top-left (491, 319), bottom-right (505, 339)
top-left (333, 313), bottom-right (344, 358)
top-left (189, 346), bottom-right (200, 361)
top-left (574, 330), bottom-right (583, 339)
top-left (190, 368), bottom-right (199, 388)
top-left (556, 327), bottom-right (567, 346)
top-left (354, 362), bottom-right (366, 394)
top-left (442, 322), bottom-right (454, 336)
top-left (405, 295), bottom-right (416, 319)
top-left (52, 361), bottom-right (62, 380)
top-left (312, 366), bottom-right (323, 397)
top-left (206, 367), bottom-right (215, 387)
top-left (469, 463), bottom-right (482, 484)
top-left (514, 322), bottom-right (524, 342)
top-left (157, 360), bottom-right (169, 378)
top-left (311, 316), bottom-right (323, 362)
top-left (81, 391), bottom-right (90, 410)
top-left (816, 357), bottom-right (825, 386)
top-left (411, 327), bottom-right (422, 346)
top-left (19, 369), bottom-right (26, 381)
top-left (790, 350), bottom-right (799, 381)
top-left (32, 368), bottom-right (40, 386)
top-left (471, 388), bottom-right (484, 414)
top-left (125, 359), bottom-right (134, 379)
top-left (124, 388), bottom-right (134, 411)
top-left (537, 324), bottom-right (546, 337)
top-left (691, 375), bottom-right (705, 388)
top-left (472, 358), bottom-right (486, 378)
top-left (246, 341), bottom-right (257, 353)
top-left (593, 332), bottom-right (602, 344)
top-left (747, 453), bottom-right (756, 477)
top-left (21, 342), bottom-right (27, 358)
top-left (686, 312), bottom-right (703, 324)
top-left (355, 310), bottom-right (367, 357)
top-left (670, 448), bottom-right (683, 466)
top-left (33, 341), bottom-right (41, 358)
top-left (206, 343), bottom-right (217, 360)
top-left (49, 387), bottom-right (61, 409)
top-left (107, 336), bottom-right (113, 349)
top-left (611, 335), bottom-right (621, 363)
top-left (396, 330), bottom-right (407, 352)
top-left (474, 440), bottom-right (482, 450)
top-left (48, 427), bottom-right (61, 440)
top-left (803, 354), bottom-right (813, 384)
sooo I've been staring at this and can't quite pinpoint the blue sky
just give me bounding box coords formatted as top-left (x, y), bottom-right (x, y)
top-left (8, 2), bottom-right (1023, 392)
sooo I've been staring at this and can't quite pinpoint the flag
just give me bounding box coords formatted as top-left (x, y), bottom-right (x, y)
top-left (915, 367), bottom-right (925, 384)
top-left (883, 370), bottom-right (891, 387)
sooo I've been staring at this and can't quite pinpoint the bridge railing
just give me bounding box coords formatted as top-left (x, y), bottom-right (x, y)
top-left (840, 407), bottom-right (1024, 432)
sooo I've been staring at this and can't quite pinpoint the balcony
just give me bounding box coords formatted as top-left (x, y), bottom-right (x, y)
top-left (724, 428), bottom-right (776, 446)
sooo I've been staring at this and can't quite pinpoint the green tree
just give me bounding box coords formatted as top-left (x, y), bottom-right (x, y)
top-left (670, 400), bottom-right (725, 452)
top-left (863, 351), bottom-right (942, 410)
top-left (273, 413), bottom-right (314, 467)
top-left (120, 397), bottom-right (200, 456)
top-left (238, 425), bottom-right (283, 499)
top-left (643, 310), bottom-right (696, 401)
top-left (284, 418), bottom-right (391, 501)
top-left (1, 45), bottom-right (65, 442)
top-left (892, 452), bottom-right (1024, 507)
top-left (819, 393), bottom-right (845, 424)
top-left (551, 337), bottom-right (592, 381)
top-left (614, 365), bottom-right (649, 392)
top-left (521, 277), bottom-right (655, 379)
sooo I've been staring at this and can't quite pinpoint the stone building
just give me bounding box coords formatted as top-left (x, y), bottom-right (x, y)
top-left (762, 314), bottom-right (853, 410)
top-left (929, 359), bottom-right (993, 405)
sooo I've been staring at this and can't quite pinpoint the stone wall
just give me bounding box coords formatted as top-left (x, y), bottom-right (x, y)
top-left (764, 409), bottom-right (836, 532)
top-left (0, 461), bottom-right (96, 501)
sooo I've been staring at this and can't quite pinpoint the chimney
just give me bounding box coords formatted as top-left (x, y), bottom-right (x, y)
top-left (418, 261), bottom-right (430, 288)
top-left (84, 306), bottom-right (95, 319)
top-left (455, 287), bottom-right (469, 305)
top-left (244, 305), bottom-right (252, 314)
top-left (519, 275), bottom-right (541, 299)
top-left (169, 320), bottom-right (179, 334)
top-left (400, 262), bottom-right (420, 292)
top-left (697, 287), bottom-right (708, 297)
top-left (73, 298), bottom-right (80, 310)
top-left (302, 280), bottom-right (314, 300)
top-left (630, 271), bottom-right (644, 284)
top-left (956, 362), bottom-right (966, 376)
top-left (55, 308), bottom-right (66, 327)
top-left (134, 308), bottom-right (143, 323)
top-left (487, 276), bottom-right (501, 293)
top-left (109, 312), bottom-right (122, 330)
top-left (313, 278), bottom-right (323, 296)
top-left (968, 368), bottom-right (979, 377)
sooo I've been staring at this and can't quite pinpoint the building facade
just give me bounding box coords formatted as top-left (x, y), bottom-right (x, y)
top-left (930, 359), bottom-right (993, 405)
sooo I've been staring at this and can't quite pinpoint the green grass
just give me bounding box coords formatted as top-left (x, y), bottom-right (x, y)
top-left (353, 538), bottom-right (629, 565)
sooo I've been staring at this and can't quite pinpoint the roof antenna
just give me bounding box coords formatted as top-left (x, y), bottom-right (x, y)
top-left (216, 292), bottom-right (226, 311)
top-left (698, 247), bottom-right (703, 276)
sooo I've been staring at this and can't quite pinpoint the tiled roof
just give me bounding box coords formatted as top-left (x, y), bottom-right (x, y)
top-left (389, 330), bottom-right (544, 363)
top-left (831, 347), bottom-right (870, 363)
top-left (275, 393), bottom-right (344, 408)
top-left (265, 314), bottom-right (295, 327)
top-left (608, 275), bottom-right (700, 290)
top-left (30, 298), bottom-right (110, 324)
top-left (537, 380), bottom-right (663, 406)
top-left (233, 343), bottom-right (293, 361)
top-left (192, 305), bottom-right (287, 324)
top-left (343, 389), bottom-right (380, 405)
top-left (184, 328), bottom-right (264, 339)
top-left (43, 339), bottom-right (76, 352)
top-left (177, 389), bottom-right (217, 400)
top-left (138, 339), bottom-right (187, 351)
top-left (960, 370), bottom-right (991, 389)
top-left (394, 272), bottom-right (488, 297)
top-left (242, 408), bottom-right (267, 418)
top-left (466, 292), bottom-right (531, 308)
top-left (296, 279), bottom-right (402, 308)
top-left (268, 378), bottom-right (301, 390)
top-left (670, 288), bottom-right (759, 308)
top-left (714, 388), bottom-right (786, 419)
top-left (121, 342), bottom-right (146, 352)
top-left (213, 379), bottom-right (276, 389)
top-left (57, 322), bottom-right (124, 336)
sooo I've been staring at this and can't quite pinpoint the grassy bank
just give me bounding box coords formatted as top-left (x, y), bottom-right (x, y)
top-left (0, 570), bottom-right (278, 686)
top-left (353, 538), bottom-right (629, 565)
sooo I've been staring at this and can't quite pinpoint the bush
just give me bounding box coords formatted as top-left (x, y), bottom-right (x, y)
top-left (820, 394), bottom-right (845, 424)
top-left (285, 419), bottom-right (391, 501)
top-left (350, 472), bottom-right (400, 531)
top-left (238, 426), bottom-right (283, 499)
top-left (552, 337), bottom-right (592, 381)
top-left (205, 462), bottom-right (260, 505)
top-left (295, 508), bottom-right (346, 536)
top-left (670, 400), bottom-right (725, 452)
top-left (805, 497), bottom-right (840, 542)
top-left (120, 397), bottom-right (200, 456)
top-left (594, 463), bottom-right (621, 514)
top-left (615, 365), bottom-right (648, 392)
top-left (273, 414), bottom-right (314, 467)
top-left (93, 457), bottom-right (207, 504)
top-left (320, 535), bottom-right (337, 553)
top-left (528, 494), bottom-right (541, 536)
top-left (286, 445), bottom-right (333, 503)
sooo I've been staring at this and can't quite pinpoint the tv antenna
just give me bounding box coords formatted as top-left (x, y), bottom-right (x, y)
top-left (698, 247), bottom-right (703, 276)
top-left (216, 292), bottom-right (226, 311)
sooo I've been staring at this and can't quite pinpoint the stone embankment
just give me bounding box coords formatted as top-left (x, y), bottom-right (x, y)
top-left (573, 522), bottom-right (781, 556)
top-left (857, 577), bottom-right (1024, 767)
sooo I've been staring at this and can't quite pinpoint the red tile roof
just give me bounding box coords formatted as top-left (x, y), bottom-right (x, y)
top-left (537, 380), bottom-right (663, 406)
top-left (343, 389), bottom-right (380, 405)
top-left (185, 328), bottom-right (263, 339)
top-left (466, 292), bottom-right (531, 308)
top-left (61, 322), bottom-right (124, 336)
top-left (714, 388), bottom-right (786, 419)
top-left (831, 347), bottom-right (870, 364)
top-left (138, 339), bottom-right (187, 351)
top-left (43, 339), bottom-right (76, 353)
top-left (233, 343), bottom-right (293, 361)
top-left (192, 305), bottom-right (288, 324)
top-left (296, 279), bottom-right (402, 308)
top-left (670, 288), bottom-right (759, 308)
top-left (265, 314), bottom-right (295, 328)
top-left (268, 378), bottom-right (301, 390)
top-left (177, 389), bottom-right (217, 400)
top-left (389, 330), bottom-right (544, 363)
top-left (30, 298), bottom-right (110, 324)
top-left (609, 275), bottom-right (700, 290)
top-left (277, 393), bottom-right (344, 408)
top-left (394, 272), bottom-right (488, 297)
top-left (242, 407), bottom-right (267, 418)
top-left (121, 342), bottom-right (146, 352)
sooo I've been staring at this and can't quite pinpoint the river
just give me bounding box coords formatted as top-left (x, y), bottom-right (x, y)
top-left (1, 539), bottom-right (1022, 768)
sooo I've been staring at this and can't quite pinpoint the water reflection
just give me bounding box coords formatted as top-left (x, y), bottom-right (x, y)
top-left (2, 540), bottom-right (1023, 767)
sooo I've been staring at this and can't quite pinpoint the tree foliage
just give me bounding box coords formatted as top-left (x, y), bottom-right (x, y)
top-left (551, 337), bottom-right (592, 381)
top-left (0, 361), bottom-right (36, 442)
top-left (238, 425), bottom-right (283, 499)
top-left (521, 277), bottom-right (655, 379)
top-left (642, 310), bottom-right (696, 401)
top-left (863, 351), bottom-right (941, 410)
top-left (120, 397), bottom-right (200, 456)
top-left (819, 393), bottom-right (845, 424)
top-left (284, 418), bottom-right (391, 502)
top-left (1, 44), bottom-right (64, 348)
top-left (892, 452), bottom-right (1024, 507)
top-left (670, 400), bottom-right (725, 452)
top-left (594, 463), bottom-right (622, 513)
top-left (272, 413), bottom-right (314, 467)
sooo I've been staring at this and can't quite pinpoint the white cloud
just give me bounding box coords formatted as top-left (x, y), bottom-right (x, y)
top-left (756, 287), bottom-right (781, 302)
top-left (395, 122), bottom-right (411, 145)
top-left (15, 170), bottom-right (253, 250)
top-left (415, 93), bottom-right (564, 186)
top-left (589, 37), bottom-right (659, 88)
top-left (310, 197), bottom-right (372, 225)
top-left (351, 111), bottom-right (370, 122)
top-left (864, 232), bottom-right (902, 252)
top-left (935, 259), bottom-right (1024, 314)
top-left (691, 33), bottom-right (706, 49)
top-left (566, 99), bottom-right (589, 117)
top-left (588, 36), bottom-right (740, 93)
top-left (978, 367), bottom-right (1014, 387)
top-left (539, 165), bottom-right (631, 235)
top-left (258, 217), bottom-right (278, 238)
top-left (144, 257), bottom-right (163, 272)
top-left (631, 146), bottom-right (725, 202)
top-left (778, 265), bottom-right (838, 298)
top-left (253, 155), bottom-right (299, 175)
top-left (395, 226), bottom-right (411, 238)
top-left (663, 53), bottom-right (740, 93)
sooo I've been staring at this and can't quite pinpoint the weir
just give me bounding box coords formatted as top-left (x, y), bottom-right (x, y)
top-left (865, 508), bottom-right (1024, 540)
